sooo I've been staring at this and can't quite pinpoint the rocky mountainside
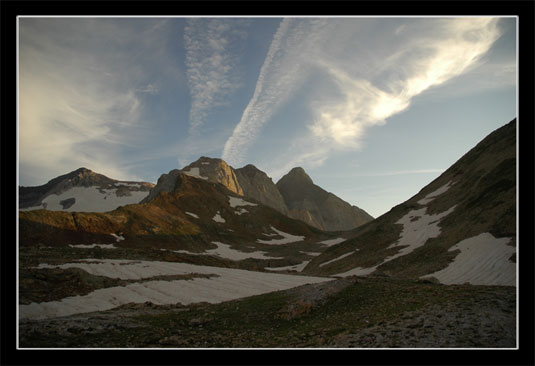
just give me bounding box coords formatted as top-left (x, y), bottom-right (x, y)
top-left (19, 169), bottom-right (342, 270)
top-left (276, 167), bottom-right (374, 231)
top-left (177, 157), bottom-right (372, 231)
top-left (19, 168), bottom-right (154, 212)
top-left (303, 119), bottom-right (517, 287)
top-left (180, 156), bottom-right (243, 195)
top-left (234, 164), bottom-right (289, 215)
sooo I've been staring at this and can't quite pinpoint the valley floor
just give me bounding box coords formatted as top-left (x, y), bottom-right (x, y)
top-left (19, 275), bottom-right (515, 348)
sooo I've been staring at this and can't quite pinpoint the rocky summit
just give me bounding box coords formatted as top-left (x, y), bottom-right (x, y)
top-left (277, 167), bottom-right (374, 231)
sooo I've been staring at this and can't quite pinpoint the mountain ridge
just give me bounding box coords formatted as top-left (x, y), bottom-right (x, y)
top-left (303, 119), bottom-right (516, 287)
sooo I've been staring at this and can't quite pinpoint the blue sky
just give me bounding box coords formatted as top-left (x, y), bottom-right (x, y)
top-left (18, 17), bottom-right (517, 218)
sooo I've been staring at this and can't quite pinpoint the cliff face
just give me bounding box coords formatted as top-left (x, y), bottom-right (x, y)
top-left (181, 157), bottom-right (244, 196)
top-left (234, 164), bottom-right (289, 215)
top-left (277, 167), bottom-right (374, 231)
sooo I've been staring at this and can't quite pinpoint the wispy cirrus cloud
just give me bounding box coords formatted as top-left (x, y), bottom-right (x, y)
top-left (184, 18), bottom-right (250, 135)
top-left (222, 17), bottom-right (508, 174)
top-left (222, 18), bottom-right (336, 167)
top-left (18, 18), bottom-right (177, 185)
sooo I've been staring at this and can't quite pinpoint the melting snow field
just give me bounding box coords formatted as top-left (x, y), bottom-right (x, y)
top-left (333, 205), bottom-right (456, 278)
top-left (20, 260), bottom-right (331, 320)
top-left (207, 242), bottom-right (281, 260)
top-left (20, 186), bottom-right (149, 212)
top-left (319, 238), bottom-right (346, 247)
top-left (422, 232), bottom-right (516, 286)
top-left (257, 226), bottom-right (305, 245)
top-left (167, 242), bottom-right (281, 260)
top-left (182, 167), bottom-right (208, 180)
top-left (228, 196), bottom-right (258, 208)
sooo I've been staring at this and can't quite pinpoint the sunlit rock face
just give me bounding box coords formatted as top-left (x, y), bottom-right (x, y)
top-left (181, 156), bottom-right (244, 196)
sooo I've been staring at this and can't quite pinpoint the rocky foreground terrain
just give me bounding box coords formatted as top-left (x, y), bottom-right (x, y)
top-left (19, 275), bottom-right (515, 348)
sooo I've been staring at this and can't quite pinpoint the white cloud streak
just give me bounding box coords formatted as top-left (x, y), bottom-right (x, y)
top-left (222, 18), bottom-right (333, 167)
top-left (184, 19), bottom-right (250, 134)
top-left (222, 17), bottom-right (506, 173)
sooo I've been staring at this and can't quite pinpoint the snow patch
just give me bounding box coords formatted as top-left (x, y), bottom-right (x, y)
top-left (207, 241), bottom-right (280, 260)
top-left (185, 212), bottom-right (199, 219)
top-left (21, 259), bottom-right (332, 320)
top-left (212, 211), bottom-right (225, 223)
top-left (422, 232), bottom-right (515, 286)
top-left (68, 244), bottom-right (117, 249)
top-left (182, 167), bottom-right (208, 180)
top-left (265, 261), bottom-right (310, 272)
top-left (300, 251), bottom-right (321, 256)
top-left (20, 186), bottom-right (149, 212)
top-left (418, 181), bottom-right (454, 205)
top-left (332, 205), bottom-right (456, 277)
top-left (319, 251), bottom-right (357, 267)
top-left (110, 233), bottom-right (124, 242)
top-left (115, 182), bottom-right (141, 188)
top-left (234, 208), bottom-right (249, 215)
top-left (201, 162), bottom-right (210, 165)
top-left (228, 196), bottom-right (258, 208)
top-left (257, 226), bottom-right (305, 245)
top-left (319, 238), bottom-right (346, 246)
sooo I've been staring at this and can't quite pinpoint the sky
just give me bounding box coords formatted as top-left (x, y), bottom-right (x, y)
top-left (18, 17), bottom-right (517, 218)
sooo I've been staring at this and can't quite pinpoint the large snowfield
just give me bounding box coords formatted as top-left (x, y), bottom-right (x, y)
top-left (422, 232), bottom-right (516, 286)
top-left (20, 259), bottom-right (332, 320)
top-left (20, 186), bottom-right (149, 212)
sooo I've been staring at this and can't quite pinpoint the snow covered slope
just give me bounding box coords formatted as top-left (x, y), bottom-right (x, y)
top-left (19, 168), bottom-right (154, 212)
top-left (304, 119), bottom-right (516, 286)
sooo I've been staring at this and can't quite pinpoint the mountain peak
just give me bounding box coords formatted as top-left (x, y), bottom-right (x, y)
top-left (279, 167), bottom-right (313, 185)
top-left (181, 156), bottom-right (244, 196)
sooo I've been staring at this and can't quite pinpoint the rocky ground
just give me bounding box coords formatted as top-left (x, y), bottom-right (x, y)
top-left (19, 275), bottom-right (516, 348)
top-left (328, 289), bottom-right (516, 348)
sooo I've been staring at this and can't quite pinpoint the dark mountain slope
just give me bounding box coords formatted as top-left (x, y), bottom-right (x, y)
top-left (277, 167), bottom-right (374, 231)
top-left (304, 119), bottom-right (516, 286)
